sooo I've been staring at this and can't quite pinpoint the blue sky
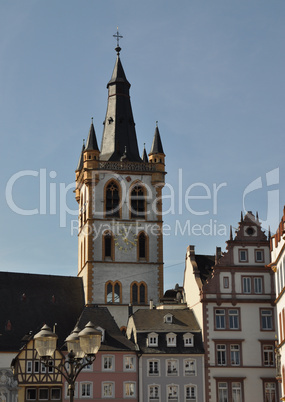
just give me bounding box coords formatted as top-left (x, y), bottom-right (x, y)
top-left (1, 0), bottom-right (285, 290)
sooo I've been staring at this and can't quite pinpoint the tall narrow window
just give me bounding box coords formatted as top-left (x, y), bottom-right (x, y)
top-left (106, 181), bottom-right (120, 217)
top-left (218, 382), bottom-right (228, 402)
top-left (132, 283), bottom-right (138, 304)
top-left (139, 233), bottom-right (146, 258)
top-left (264, 382), bottom-right (276, 402)
top-left (105, 234), bottom-right (112, 257)
top-left (106, 281), bottom-right (121, 304)
top-left (131, 282), bottom-right (147, 304)
top-left (130, 185), bottom-right (145, 218)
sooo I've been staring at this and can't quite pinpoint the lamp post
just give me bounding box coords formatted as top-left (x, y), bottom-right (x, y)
top-left (34, 321), bottom-right (101, 402)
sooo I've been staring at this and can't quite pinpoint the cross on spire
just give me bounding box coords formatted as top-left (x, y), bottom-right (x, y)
top-left (113, 27), bottom-right (123, 54)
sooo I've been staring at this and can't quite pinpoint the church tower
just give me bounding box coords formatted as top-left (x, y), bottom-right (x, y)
top-left (75, 41), bottom-right (166, 326)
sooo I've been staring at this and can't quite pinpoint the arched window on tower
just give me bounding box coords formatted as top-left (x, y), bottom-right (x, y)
top-left (103, 231), bottom-right (114, 260)
top-left (137, 232), bottom-right (148, 261)
top-left (105, 281), bottom-right (122, 304)
top-left (105, 181), bottom-right (120, 217)
top-left (130, 185), bottom-right (146, 219)
top-left (131, 282), bottom-right (147, 305)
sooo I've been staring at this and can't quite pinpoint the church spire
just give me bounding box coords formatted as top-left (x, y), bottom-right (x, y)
top-left (100, 37), bottom-right (141, 162)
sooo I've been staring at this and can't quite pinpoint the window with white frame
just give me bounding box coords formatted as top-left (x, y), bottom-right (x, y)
top-left (124, 382), bottom-right (136, 398)
top-left (254, 277), bottom-right (263, 294)
top-left (239, 249), bottom-right (248, 262)
top-left (80, 382), bottom-right (92, 398)
top-left (166, 359), bottom-right (178, 376)
top-left (185, 384), bottom-right (196, 401)
top-left (34, 360), bottom-right (39, 373)
top-left (242, 277), bottom-right (251, 293)
top-left (217, 344), bottom-right (227, 366)
top-left (264, 382), bottom-right (276, 402)
top-left (41, 362), bottom-right (46, 373)
top-left (149, 385), bottom-right (160, 401)
top-left (215, 309), bottom-right (226, 329)
top-left (183, 333), bottom-right (194, 347)
top-left (124, 355), bottom-right (136, 371)
top-left (218, 382), bottom-right (228, 402)
top-left (261, 309), bottom-right (274, 330)
top-left (255, 249), bottom-right (264, 263)
top-left (232, 382), bottom-right (242, 401)
top-left (230, 344), bottom-right (240, 366)
top-left (229, 309), bottom-right (239, 329)
top-left (167, 384), bottom-right (178, 402)
top-left (184, 359), bottom-right (196, 376)
top-left (102, 355), bottom-right (114, 371)
top-left (81, 357), bottom-right (93, 371)
top-left (26, 361), bottom-right (32, 373)
top-left (65, 382), bottom-right (78, 399)
top-left (148, 332), bottom-right (158, 347)
top-left (166, 333), bottom-right (177, 347)
top-left (263, 345), bottom-right (275, 366)
top-left (148, 359), bottom-right (160, 376)
top-left (102, 382), bottom-right (114, 398)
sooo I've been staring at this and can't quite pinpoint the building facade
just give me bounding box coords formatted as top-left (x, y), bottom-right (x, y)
top-left (184, 211), bottom-right (278, 402)
top-left (75, 45), bottom-right (166, 328)
top-left (270, 206), bottom-right (285, 400)
top-left (126, 306), bottom-right (205, 402)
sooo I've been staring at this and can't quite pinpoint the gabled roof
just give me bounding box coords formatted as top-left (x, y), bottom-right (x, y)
top-left (0, 272), bottom-right (85, 352)
top-left (75, 306), bottom-right (136, 352)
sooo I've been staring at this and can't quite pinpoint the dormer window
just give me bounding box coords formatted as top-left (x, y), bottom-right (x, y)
top-left (147, 332), bottom-right (158, 347)
top-left (164, 313), bottom-right (173, 324)
top-left (96, 326), bottom-right (105, 343)
top-left (166, 333), bottom-right (177, 347)
top-left (183, 333), bottom-right (194, 347)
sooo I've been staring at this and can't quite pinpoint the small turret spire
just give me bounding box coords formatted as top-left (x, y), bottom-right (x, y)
top-left (241, 211), bottom-right (243, 222)
top-left (85, 118), bottom-right (99, 151)
top-left (76, 141), bottom-right (85, 171)
top-left (142, 143), bottom-right (148, 163)
top-left (149, 122), bottom-right (165, 156)
top-left (230, 225), bottom-right (233, 240)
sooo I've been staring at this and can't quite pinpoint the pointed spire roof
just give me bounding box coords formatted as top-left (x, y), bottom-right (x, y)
top-left (85, 119), bottom-right (99, 151)
top-left (76, 142), bottom-right (85, 171)
top-left (149, 123), bottom-right (164, 155)
top-left (142, 144), bottom-right (148, 163)
top-left (100, 47), bottom-right (141, 162)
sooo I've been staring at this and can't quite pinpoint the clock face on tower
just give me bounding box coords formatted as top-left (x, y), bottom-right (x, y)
top-left (114, 226), bottom-right (137, 252)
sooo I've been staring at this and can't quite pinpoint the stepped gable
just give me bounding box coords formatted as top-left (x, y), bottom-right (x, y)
top-left (217, 211), bottom-right (269, 266)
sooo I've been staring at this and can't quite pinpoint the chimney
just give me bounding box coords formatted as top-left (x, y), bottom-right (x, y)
top-left (215, 247), bottom-right (221, 264)
top-left (149, 299), bottom-right (154, 310)
top-left (128, 303), bottom-right (133, 317)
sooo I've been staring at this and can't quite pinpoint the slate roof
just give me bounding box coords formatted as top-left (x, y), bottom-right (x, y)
top-left (76, 305), bottom-right (136, 352)
top-left (149, 125), bottom-right (164, 155)
top-left (0, 272), bottom-right (85, 352)
top-left (130, 308), bottom-right (204, 354)
top-left (76, 143), bottom-right (85, 171)
top-left (85, 122), bottom-right (99, 151)
top-left (100, 52), bottom-right (142, 162)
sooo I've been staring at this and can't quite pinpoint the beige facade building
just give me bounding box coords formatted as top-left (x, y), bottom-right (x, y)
top-left (184, 211), bottom-right (278, 401)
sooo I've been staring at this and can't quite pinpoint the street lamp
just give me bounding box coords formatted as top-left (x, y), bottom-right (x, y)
top-left (34, 321), bottom-right (101, 402)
